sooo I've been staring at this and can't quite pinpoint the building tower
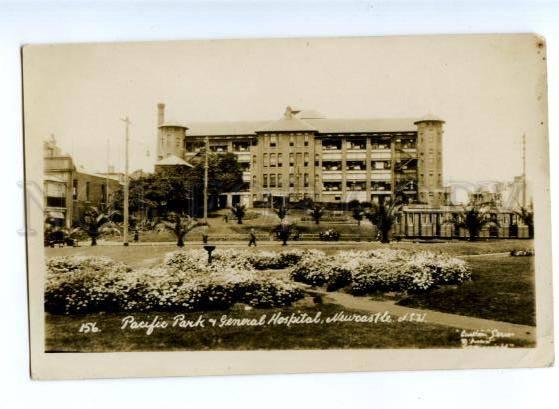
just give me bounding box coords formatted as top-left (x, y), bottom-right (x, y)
top-left (414, 115), bottom-right (445, 207)
top-left (156, 103), bottom-right (188, 160)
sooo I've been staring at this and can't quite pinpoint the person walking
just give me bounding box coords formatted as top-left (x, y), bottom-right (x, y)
top-left (248, 228), bottom-right (257, 247)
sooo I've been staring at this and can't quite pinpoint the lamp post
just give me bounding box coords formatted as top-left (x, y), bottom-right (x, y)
top-left (120, 116), bottom-right (131, 246)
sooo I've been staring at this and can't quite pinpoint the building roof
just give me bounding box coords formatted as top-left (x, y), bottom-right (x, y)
top-left (158, 122), bottom-right (189, 129)
top-left (304, 118), bottom-right (417, 133)
top-left (413, 114), bottom-right (445, 124)
top-left (174, 107), bottom-right (432, 137)
top-left (187, 121), bottom-right (269, 136)
top-left (256, 116), bottom-right (317, 133)
top-left (295, 109), bottom-right (325, 119)
top-left (155, 155), bottom-right (193, 167)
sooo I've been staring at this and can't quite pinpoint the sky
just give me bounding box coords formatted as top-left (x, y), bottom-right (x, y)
top-left (23, 34), bottom-right (547, 199)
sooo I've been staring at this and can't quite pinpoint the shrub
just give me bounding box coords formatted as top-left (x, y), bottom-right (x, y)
top-left (319, 229), bottom-right (340, 241)
top-left (510, 248), bottom-right (535, 257)
top-left (45, 254), bottom-right (304, 314)
top-left (291, 249), bottom-right (470, 295)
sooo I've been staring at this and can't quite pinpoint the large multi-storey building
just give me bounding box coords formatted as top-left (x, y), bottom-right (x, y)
top-left (156, 103), bottom-right (446, 208)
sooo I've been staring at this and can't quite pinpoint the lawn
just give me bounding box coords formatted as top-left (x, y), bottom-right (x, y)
top-left (396, 255), bottom-right (535, 326)
top-left (45, 240), bottom-right (534, 269)
top-left (44, 303), bottom-right (533, 352)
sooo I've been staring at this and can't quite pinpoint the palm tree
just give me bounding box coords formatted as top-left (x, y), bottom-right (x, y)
top-left (158, 212), bottom-right (199, 247)
top-left (454, 206), bottom-right (495, 241)
top-left (516, 206), bottom-right (534, 238)
top-left (309, 204), bottom-right (324, 225)
top-left (365, 202), bottom-right (397, 243)
top-left (80, 207), bottom-right (117, 246)
top-left (351, 205), bottom-right (364, 226)
top-left (230, 203), bottom-right (246, 224)
top-left (275, 205), bottom-right (288, 221)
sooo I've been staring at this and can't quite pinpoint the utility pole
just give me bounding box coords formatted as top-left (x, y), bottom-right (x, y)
top-left (522, 133), bottom-right (527, 208)
top-left (204, 136), bottom-right (209, 224)
top-left (105, 138), bottom-right (110, 210)
top-left (121, 116), bottom-right (131, 246)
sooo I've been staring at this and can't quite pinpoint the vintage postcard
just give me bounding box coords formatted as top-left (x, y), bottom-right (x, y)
top-left (23, 34), bottom-right (553, 380)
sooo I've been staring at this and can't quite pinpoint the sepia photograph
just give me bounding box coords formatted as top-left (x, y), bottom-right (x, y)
top-left (23, 34), bottom-right (553, 378)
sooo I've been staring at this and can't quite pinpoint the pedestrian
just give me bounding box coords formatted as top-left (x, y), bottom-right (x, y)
top-left (224, 214), bottom-right (229, 223)
top-left (248, 228), bottom-right (257, 247)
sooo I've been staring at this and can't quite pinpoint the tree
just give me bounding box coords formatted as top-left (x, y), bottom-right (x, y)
top-left (157, 212), bottom-right (199, 247)
top-left (110, 153), bottom-right (243, 219)
top-left (351, 205), bottom-right (364, 226)
top-left (516, 206), bottom-right (534, 238)
top-left (276, 221), bottom-right (292, 246)
top-left (454, 206), bottom-right (496, 241)
top-left (230, 203), bottom-right (246, 224)
top-left (275, 205), bottom-right (288, 221)
top-left (80, 207), bottom-right (117, 246)
top-left (365, 202), bottom-right (397, 243)
top-left (309, 204), bottom-right (324, 225)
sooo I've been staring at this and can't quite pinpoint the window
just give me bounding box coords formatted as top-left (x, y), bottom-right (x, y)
top-left (347, 181), bottom-right (366, 191)
top-left (270, 153), bottom-right (277, 167)
top-left (304, 173), bottom-right (309, 188)
top-left (304, 134), bottom-right (309, 146)
top-left (252, 175), bottom-right (257, 187)
top-left (323, 182), bottom-right (341, 191)
top-left (322, 161), bottom-right (342, 171)
top-left (348, 139), bottom-right (366, 150)
top-left (263, 175), bottom-right (268, 187)
top-left (72, 179), bottom-right (78, 200)
top-left (289, 174), bottom-right (295, 188)
top-left (278, 174), bottom-right (283, 188)
top-left (270, 174), bottom-right (276, 188)
top-left (304, 152), bottom-right (309, 167)
top-left (372, 160), bottom-right (391, 170)
top-left (270, 135), bottom-right (277, 147)
top-left (278, 153), bottom-right (283, 167)
top-left (252, 155), bottom-right (257, 165)
top-left (233, 141), bottom-right (250, 152)
top-left (289, 153), bottom-right (294, 166)
top-left (263, 153), bottom-right (268, 167)
top-left (45, 181), bottom-right (66, 208)
top-left (346, 161), bottom-right (366, 170)
top-left (322, 139), bottom-right (341, 150)
top-left (370, 137), bottom-right (391, 150)
top-left (289, 135), bottom-right (294, 147)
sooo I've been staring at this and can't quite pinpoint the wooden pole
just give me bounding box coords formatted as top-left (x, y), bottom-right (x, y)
top-left (121, 116), bottom-right (131, 246)
top-left (204, 136), bottom-right (209, 223)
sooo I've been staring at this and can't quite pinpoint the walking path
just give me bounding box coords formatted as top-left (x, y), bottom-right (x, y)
top-left (301, 285), bottom-right (536, 342)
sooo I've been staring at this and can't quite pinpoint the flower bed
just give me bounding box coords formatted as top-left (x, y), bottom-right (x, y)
top-left (45, 253), bottom-right (304, 315)
top-left (290, 249), bottom-right (470, 294)
top-left (510, 248), bottom-right (535, 257)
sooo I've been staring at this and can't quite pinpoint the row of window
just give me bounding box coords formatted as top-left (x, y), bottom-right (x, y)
top-left (45, 180), bottom-right (107, 207)
top-left (183, 135), bottom-right (420, 154)
top-left (323, 182), bottom-right (394, 192)
top-left (257, 173), bottom-right (310, 189)
top-left (322, 160), bottom-right (393, 171)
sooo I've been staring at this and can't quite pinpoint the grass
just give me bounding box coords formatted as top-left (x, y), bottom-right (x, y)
top-left (396, 256), bottom-right (535, 326)
top-left (45, 240), bottom-right (534, 269)
top-left (43, 303), bottom-right (533, 352)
